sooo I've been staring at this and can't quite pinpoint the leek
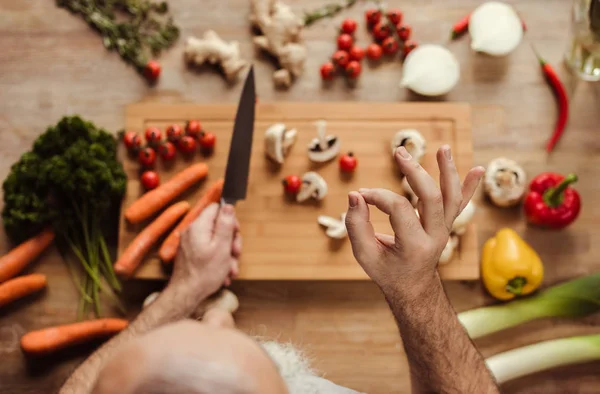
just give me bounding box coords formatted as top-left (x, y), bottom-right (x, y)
top-left (487, 334), bottom-right (600, 383)
top-left (458, 273), bottom-right (600, 338)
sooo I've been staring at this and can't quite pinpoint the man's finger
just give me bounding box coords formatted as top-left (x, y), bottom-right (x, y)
top-left (346, 192), bottom-right (377, 263)
top-left (394, 147), bottom-right (446, 238)
top-left (213, 204), bottom-right (236, 245)
top-left (460, 167), bottom-right (485, 211)
top-left (437, 145), bottom-right (462, 229)
top-left (375, 232), bottom-right (395, 248)
top-left (188, 203), bottom-right (220, 244)
top-left (358, 188), bottom-right (425, 239)
top-left (232, 232), bottom-right (242, 258)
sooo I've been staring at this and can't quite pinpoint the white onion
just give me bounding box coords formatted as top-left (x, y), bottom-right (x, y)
top-left (400, 44), bottom-right (460, 96)
top-left (469, 1), bottom-right (523, 56)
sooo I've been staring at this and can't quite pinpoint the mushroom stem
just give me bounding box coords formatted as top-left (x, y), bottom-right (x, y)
top-left (315, 120), bottom-right (328, 151)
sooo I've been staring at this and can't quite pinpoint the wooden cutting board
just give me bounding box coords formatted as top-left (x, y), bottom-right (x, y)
top-left (119, 102), bottom-right (478, 280)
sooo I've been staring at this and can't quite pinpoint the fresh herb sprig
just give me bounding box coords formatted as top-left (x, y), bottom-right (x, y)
top-left (57, 0), bottom-right (179, 81)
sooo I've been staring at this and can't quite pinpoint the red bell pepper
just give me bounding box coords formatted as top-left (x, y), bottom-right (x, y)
top-left (524, 173), bottom-right (581, 229)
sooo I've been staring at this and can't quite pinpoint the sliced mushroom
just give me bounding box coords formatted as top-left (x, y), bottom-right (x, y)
top-left (452, 200), bottom-right (476, 235)
top-left (391, 129), bottom-right (426, 162)
top-left (265, 123), bottom-right (297, 164)
top-left (317, 213), bottom-right (347, 239)
top-left (308, 120), bottom-right (340, 162)
top-left (401, 177), bottom-right (418, 207)
top-left (484, 157), bottom-right (526, 207)
top-left (296, 172), bottom-right (328, 202)
top-left (439, 235), bottom-right (459, 265)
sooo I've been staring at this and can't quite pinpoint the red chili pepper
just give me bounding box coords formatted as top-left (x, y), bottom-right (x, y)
top-left (531, 46), bottom-right (569, 152)
top-left (450, 13), bottom-right (527, 40)
top-left (450, 14), bottom-right (470, 39)
top-left (524, 173), bottom-right (581, 229)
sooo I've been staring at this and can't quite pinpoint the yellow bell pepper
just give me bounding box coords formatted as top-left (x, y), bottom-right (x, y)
top-left (481, 228), bottom-right (544, 301)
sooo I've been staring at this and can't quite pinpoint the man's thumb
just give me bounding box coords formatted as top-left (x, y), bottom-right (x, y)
top-left (346, 192), bottom-right (376, 262)
top-left (213, 204), bottom-right (236, 243)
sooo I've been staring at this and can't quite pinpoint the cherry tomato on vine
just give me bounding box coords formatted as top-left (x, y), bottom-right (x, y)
top-left (341, 18), bottom-right (357, 34)
top-left (166, 124), bottom-right (183, 142)
top-left (123, 131), bottom-right (142, 151)
top-left (143, 60), bottom-right (161, 81)
top-left (373, 22), bottom-right (392, 41)
top-left (186, 120), bottom-right (202, 138)
top-left (365, 9), bottom-right (382, 26)
top-left (199, 132), bottom-right (216, 151)
top-left (178, 135), bottom-right (197, 153)
top-left (138, 147), bottom-right (156, 167)
top-left (158, 141), bottom-right (177, 160)
top-left (282, 175), bottom-right (302, 194)
top-left (320, 62), bottom-right (336, 80)
top-left (339, 152), bottom-right (358, 172)
top-left (404, 41), bottom-right (418, 58)
top-left (349, 46), bottom-right (365, 61)
top-left (332, 50), bottom-right (350, 68)
top-left (397, 24), bottom-right (412, 41)
top-left (337, 34), bottom-right (353, 51)
top-left (386, 9), bottom-right (403, 25)
top-left (141, 171), bottom-right (160, 190)
top-left (145, 127), bottom-right (162, 145)
top-left (366, 43), bottom-right (383, 60)
top-left (382, 37), bottom-right (399, 54)
top-left (345, 61), bottom-right (362, 79)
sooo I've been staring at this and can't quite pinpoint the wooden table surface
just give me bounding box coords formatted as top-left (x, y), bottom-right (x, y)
top-left (1, 1), bottom-right (599, 393)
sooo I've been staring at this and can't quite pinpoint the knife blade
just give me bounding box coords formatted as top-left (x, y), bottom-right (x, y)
top-left (221, 66), bottom-right (256, 205)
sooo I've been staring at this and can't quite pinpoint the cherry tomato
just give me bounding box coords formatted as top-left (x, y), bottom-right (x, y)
top-left (186, 120), bottom-right (202, 138)
top-left (143, 60), bottom-right (161, 82)
top-left (349, 46), bottom-right (365, 61)
top-left (138, 147), bottom-right (156, 167)
top-left (199, 131), bottom-right (216, 151)
top-left (332, 50), bottom-right (350, 68)
top-left (341, 18), bottom-right (357, 34)
top-left (345, 61), bottom-right (362, 79)
top-left (144, 127), bottom-right (162, 145)
top-left (158, 141), bottom-right (177, 160)
top-left (372, 22), bottom-right (392, 41)
top-left (123, 131), bottom-right (142, 151)
top-left (282, 175), bottom-right (302, 194)
top-left (365, 9), bottom-right (382, 26)
top-left (178, 135), bottom-right (197, 154)
top-left (320, 62), bottom-right (336, 80)
top-left (166, 124), bottom-right (183, 142)
top-left (337, 34), bottom-right (353, 51)
top-left (386, 9), bottom-right (403, 25)
top-left (403, 41), bottom-right (418, 58)
top-left (382, 37), bottom-right (399, 54)
top-left (396, 24), bottom-right (412, 41)
top-left (339, 152), bottom-right (358, 172)
top-left (366, 43), bottom-right (383, 60)
top-left (141, 171), bottom-right (160, 190)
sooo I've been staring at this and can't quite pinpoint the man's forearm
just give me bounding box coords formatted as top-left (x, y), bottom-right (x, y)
top-left (384, 274), bottom-right (499, 394)
top-left (60, 282), bottom-right (211, 394)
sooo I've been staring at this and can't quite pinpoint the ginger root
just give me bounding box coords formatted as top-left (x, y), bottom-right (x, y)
top-left (184, 30), bottom-right (248, 82)
top-left (250, 0), bottom-right (307, 88)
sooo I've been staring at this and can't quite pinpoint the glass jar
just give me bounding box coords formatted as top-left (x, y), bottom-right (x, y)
top-left (565, 0), bottom-right (600, 81)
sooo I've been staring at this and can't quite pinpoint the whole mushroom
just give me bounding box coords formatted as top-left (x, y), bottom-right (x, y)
top-left (484, 158), bottom-right (527, 207)
top-left (439, 235), bottom-right (459, 265)
top-left (265, 123), bottom-right (297, 164)
top-left (391, 129), bottom-right (426, 162)
top-left (308, 120), bottom-right (340, 163)
top-left (452, 200), bottom-right (476, 235)
top-left (296, 172), bottom-right (328, 202)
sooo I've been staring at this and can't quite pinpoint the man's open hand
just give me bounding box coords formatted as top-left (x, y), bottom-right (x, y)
top-left (171, 203), bottom-right (241, 296)
top-left (345, 145), bottom-right (484, 296)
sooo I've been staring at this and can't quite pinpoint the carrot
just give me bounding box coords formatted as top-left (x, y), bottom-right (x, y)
top-left (0, 273), bottom-right (47, 308)
top-left (125, 163), bottom-right (208, 224)
top-left (159, 179), bottom-right (224, 263)
top-left (115, 201), bottom-right (190, 277)
top-left (0, 229), bottom-right (55, 283)
top-left (20, 318), bottom-right (128, 356)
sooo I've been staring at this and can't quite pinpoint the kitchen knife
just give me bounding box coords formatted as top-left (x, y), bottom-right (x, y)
top-left (221, 66), bottom-right (256, 205)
